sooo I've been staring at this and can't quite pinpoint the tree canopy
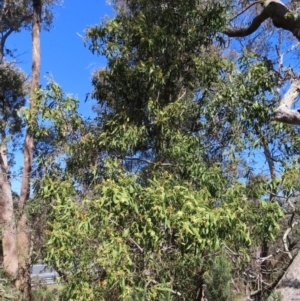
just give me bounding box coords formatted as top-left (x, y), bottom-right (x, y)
top-left (1, 1), bottom-right (300, 301)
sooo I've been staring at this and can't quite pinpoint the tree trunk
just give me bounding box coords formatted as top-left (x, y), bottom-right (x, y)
top-left (275, 251), bottom-right (300, 301)
top-left (0, 12), bottom-right (19, 284)
top-left (17, 0), bottom-right (41, 299)
top-left (0, 139), bottom-right (18, 279)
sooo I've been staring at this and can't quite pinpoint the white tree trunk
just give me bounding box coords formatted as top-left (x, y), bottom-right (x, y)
top-left (0, 143), bottom-right (18, 278)
top-left (271, 79), bottom-right (300, 125)
top-left (275, 250), bottom-right (300, 301)
top-left (17, 0), bottom-right (41, 299)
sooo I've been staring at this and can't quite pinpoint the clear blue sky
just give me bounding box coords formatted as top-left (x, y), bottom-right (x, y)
top-left (7, 0), bottom-right (112, 116)
top-left (7, 0), bottom-right (113, 192)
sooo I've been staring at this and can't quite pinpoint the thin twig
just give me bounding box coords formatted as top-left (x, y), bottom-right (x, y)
top-left (124, 157), bottom-right (172, 166)
top-left (109, 219), bottom-right (144, 252)
top-left (230, 1), bottom-right (262, 22)
top-left (223, 243), bottom-right (242, 256)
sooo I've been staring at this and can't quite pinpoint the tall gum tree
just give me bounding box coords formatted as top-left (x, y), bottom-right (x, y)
top-left (0, 63), bottom-right (27, 279)
top-left (0, 0), bottom-right (33, 280)
top-left (17, 1), bottom-right (41, 297)
top-left (0, 0), bottom-right (60, 297)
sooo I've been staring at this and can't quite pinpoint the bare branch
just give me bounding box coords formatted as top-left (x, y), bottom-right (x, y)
top-left (223, 243), bottom-right (242, 256)
top-left (224, 10), bottom-right (268, 38)
top-left (255, 254), bottom-right (273, 263)
top-left (283, 221), bottom-right (299, 260)
top-left (230, 1), bottom-right (263, 22)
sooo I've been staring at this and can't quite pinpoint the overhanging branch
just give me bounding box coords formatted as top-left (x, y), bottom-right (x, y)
top-left (224, 10), bottom-right (268, 37)
top-left (224, 0), bottom-right (300, 41)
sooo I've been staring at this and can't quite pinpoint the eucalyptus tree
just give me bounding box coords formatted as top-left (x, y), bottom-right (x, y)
top-left (0, 62), bottom-right (27, 281)
top-left (0, 0), bottom-right (32, 280)
top-left (42, 1), bottom-right (285, 300)
top-left (0, 0), bottom-right (61, 298)
top-left (16, 1), bottom-right (42, 298)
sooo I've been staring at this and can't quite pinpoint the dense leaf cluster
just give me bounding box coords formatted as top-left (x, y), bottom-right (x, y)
top-left (37, 1), bottom-right (287, 300)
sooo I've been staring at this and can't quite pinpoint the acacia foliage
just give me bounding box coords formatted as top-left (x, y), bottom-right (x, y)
top-left (43, 164), bottom-right (283, 301)
top-left (40, 1), bottom-right (287, 300)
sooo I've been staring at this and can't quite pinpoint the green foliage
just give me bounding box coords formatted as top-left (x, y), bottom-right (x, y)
top-left (0, 0), bottom-right (59, 34)
top-left (39, 1), bottom-right (285, 300)
top-left (4, 0), bottom-right (296, 300)
top-left (0, 272), bottom-right (21, 300)
top-left (0, 62), bottom-right (27, 136)
top-left (42, 158), bottom-right (284, 300)
top-left (266, 290), bottom-right (283, 301)
top-left (204, 252), bottom-right (233, 301)
top-left (86, 0), bottom-right (228, 134)
top-left (32, 285), bottom-right (62, 301)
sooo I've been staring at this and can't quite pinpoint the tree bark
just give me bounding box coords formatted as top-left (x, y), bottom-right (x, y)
top-left (0, 10), bottom-right (21, 283)
top-left (0, 138), bottom-right (18, 279)
top-left (17, 0), bottom-right (41, 299)
top-left (275, 250), bottom-right (300, 301)
top-left (0, 19), bottom-right (18, 280)
top-left (224, 0), bottom-right (300, 41)
top-left (271, 79), bottom-right (300, 125)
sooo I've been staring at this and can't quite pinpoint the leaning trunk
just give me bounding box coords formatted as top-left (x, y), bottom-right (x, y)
top-left (17, 0), bottom-right (41, 299)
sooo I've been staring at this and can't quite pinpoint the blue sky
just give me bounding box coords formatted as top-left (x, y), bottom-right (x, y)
top-left (7, 0), bottom-right (113, 192)
top-left (7, 0), bottom-right (112, 116)
top-left (5, 1), bottom-right (297, 192)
